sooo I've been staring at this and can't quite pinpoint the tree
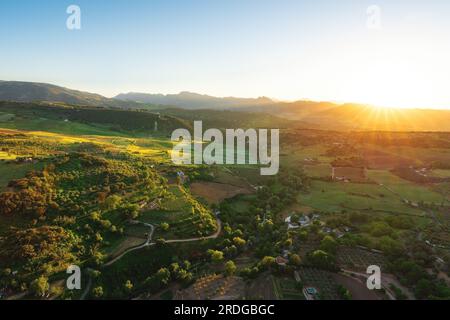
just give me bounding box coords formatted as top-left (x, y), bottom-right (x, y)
top-left (30, 276), bottom-right (49, 297)
top-left (95, 232), bottom-right (103, 243)
top-left (337, 285), bottom-right (352, 300)
top-left (225, 260), bottom-right (237, 276)
top-left (390, 284), bottom-right (408, 300)
top-left (89, 211), bottom-right (101, 221)
top-left (2, 268), bottom-right (12, 277)
top-left (0, 226), bottom-right (81, 277)
top-left (320, 235), bottom-right (338, 254)
top-left (208, 249), bottom-right (224, 263)
top-left (92, 286), bottom-right (104, 298)
top-left (124, 280), bottom-right (133, 292)
top-left (284, 238), bottom-right (293, 247)
top-left (170, 263), bottom-right (180, 273)
top-left (161, 223), bottom-right (170, 231)
top-left (240, 266), bottom-right (260, 279)
top-left (298, 231), bottom-right (308, 241)
top-left (290, 214), bottom-right (300, 223)
top-left (369, 221), bottom-right (393, 237)
top-left (224, 245), bottom-right (238, 257)
top-left (155, 238), bottom-right (166, 247)
top-left (91, 249), bottom-right (106, 266)
top-left (306, 250), bottom-right (338, 271)
top-left (156, 268), bottom-right (171, 286)
top-left (102, 195), bottom-right (122, 211)
top-left (223, 225), bottom-right (232, 235)
top-left (260, 256), bottom-right (276, 269)
top-left (177, 269), bottom-right (193, 284)
top-left (122, 204), bottom-right (140, 220)
top-left (89, 269), bottom-right (101, 278)
top-left (289, 254), bottom-right (302, 266)
top-left (183, 260), bottom-right (191, 270)
top-left (378, 236), bottom-right (402, 256)
top-left (233, 237), bottom-right (246, 248)
top-left (258, 219), bottom-right (274, 232)
top-left (415, 279), bottom-right (435, 299)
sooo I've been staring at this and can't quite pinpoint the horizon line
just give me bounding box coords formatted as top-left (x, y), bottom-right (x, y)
top-left (2, 79), bottom-right (450, 111)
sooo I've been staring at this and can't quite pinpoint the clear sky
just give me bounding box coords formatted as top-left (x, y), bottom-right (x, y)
top-left (1, 0), bottom-right (450, 109)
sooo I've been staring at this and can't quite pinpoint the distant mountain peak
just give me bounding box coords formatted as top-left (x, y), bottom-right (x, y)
top-left (114, 91), bottom-right (275, 109)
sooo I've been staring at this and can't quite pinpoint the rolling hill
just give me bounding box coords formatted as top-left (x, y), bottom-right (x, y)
top-left (0, 101), bottom-right (192, 136)
top-left (0, 81), bottom-right (137, 108)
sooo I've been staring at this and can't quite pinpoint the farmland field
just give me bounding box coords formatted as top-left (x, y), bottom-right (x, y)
top-left (299, 180), bottom-right (424, 215)
top-left (367, 170), bottom-right (446, 204)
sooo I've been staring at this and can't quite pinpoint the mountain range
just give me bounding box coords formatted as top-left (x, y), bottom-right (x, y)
top-left (115, 91), bottom-right (275, 110)
top-left (1, 80), bottom-right (450, 131)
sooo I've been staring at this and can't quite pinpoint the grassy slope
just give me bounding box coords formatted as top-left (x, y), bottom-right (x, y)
top-left (0, 113), bottom-right (126, 136)
top-left (0, 162), bottom-right (46, 190)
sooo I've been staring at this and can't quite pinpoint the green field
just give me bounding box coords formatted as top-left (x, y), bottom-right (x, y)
top-left (367, 170), bottom-right (446, 204)
top-left (299, 180), bottom-right (424, 215)
top-left (0, 114), bottom-right (126, 137)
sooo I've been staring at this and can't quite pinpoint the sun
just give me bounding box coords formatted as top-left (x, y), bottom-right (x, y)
top-left (292, 30), bottom-right (450, 110)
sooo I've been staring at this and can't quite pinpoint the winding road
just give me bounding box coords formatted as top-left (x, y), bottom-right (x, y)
top-left (80, 217), bottom-right (222, 300)
top-left (164, 218), bottom-right (222, 244)
top-left (80, 217), bottom-right (221, 299)
top-left (103, 221), bottom-right (155, 267)
top-left (104, 217), bottom-right (222, 267)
